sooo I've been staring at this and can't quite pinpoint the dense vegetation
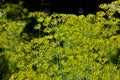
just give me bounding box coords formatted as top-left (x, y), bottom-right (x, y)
top-left (0, 0), bottom-right (120, 80)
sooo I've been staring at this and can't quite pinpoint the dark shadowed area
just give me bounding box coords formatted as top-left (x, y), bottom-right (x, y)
top-left (1, 0), bottom-right (116, 15)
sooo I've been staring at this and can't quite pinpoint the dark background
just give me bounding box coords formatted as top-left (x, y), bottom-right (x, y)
top-left (1, 0), bottom-right (116, 15)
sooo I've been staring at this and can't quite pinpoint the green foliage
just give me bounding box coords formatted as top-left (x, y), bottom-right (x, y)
top-left (1, 2), bottom-right (28, 20)
top-left (0, 18), bottom-right (26, 79)
top-left (0, 0), bottom-right (120, 80)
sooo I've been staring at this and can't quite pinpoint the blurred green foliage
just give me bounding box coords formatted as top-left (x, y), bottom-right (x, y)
top-left (0, 0), bottom-right (120, 80)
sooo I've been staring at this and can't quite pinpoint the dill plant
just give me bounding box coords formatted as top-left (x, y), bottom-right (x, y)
top-left (0, 0), bottom-right (120, 80)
